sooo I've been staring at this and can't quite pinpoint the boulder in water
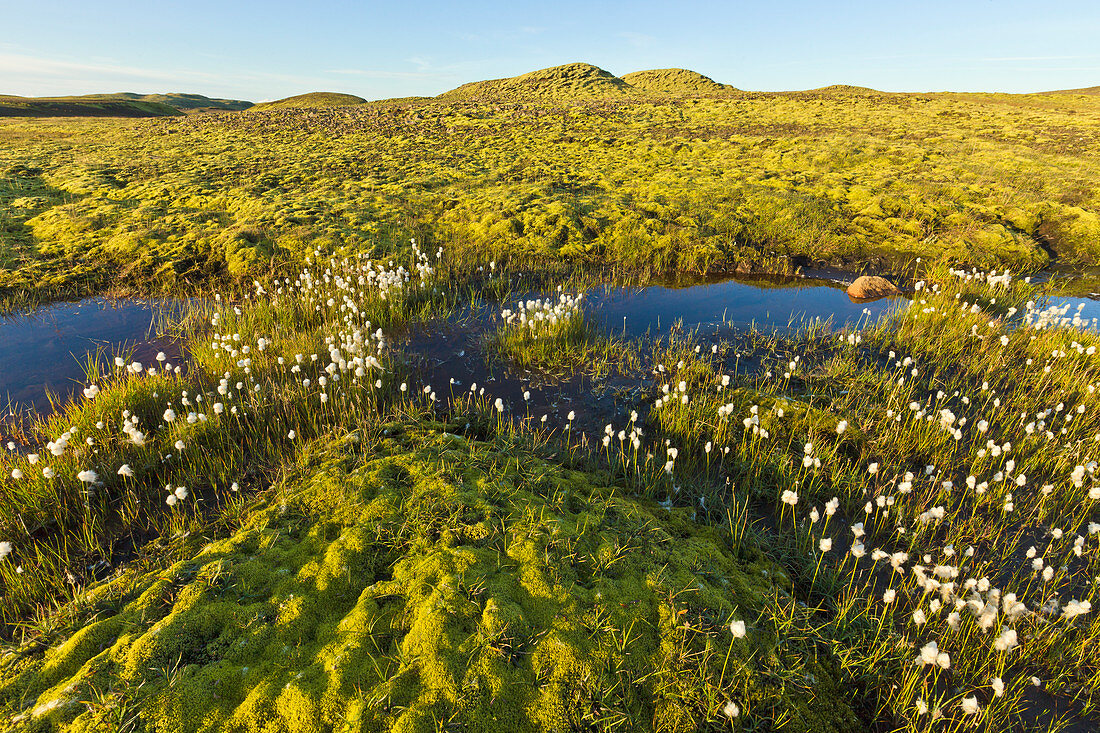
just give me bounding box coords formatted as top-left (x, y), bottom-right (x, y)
top-left (847, 275), bottom-right (899, 300)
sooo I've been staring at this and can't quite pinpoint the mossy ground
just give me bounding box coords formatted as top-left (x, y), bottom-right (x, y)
top-left (0, 425), bottom-right (860, 732)
top-left (2, 84), bottom-right (1099, 308)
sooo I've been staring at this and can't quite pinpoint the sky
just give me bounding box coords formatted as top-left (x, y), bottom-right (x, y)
top-left (2, 0), bottom-right (1099, 101)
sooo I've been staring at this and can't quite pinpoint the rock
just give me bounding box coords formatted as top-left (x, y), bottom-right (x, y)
top-left (847, 275), bottom-right (900, 300)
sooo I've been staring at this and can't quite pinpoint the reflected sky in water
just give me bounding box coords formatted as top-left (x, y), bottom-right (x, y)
top-left (588, 276), bottom-right (902, 337)
top-left (0, 298), bottom-right (182, 414)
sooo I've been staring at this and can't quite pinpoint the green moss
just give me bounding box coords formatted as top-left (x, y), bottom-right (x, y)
top-left (3, 85), bottom-right (1100, 302)
top-left (0, 427), bottom-right (860, 732)
top-left (620, 68), bottom-right (737, 94)
top-left (250, 93), bottom-right (367, 111)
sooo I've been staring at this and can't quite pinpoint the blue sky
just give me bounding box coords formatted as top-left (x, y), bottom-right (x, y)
top-left (3, 0), bottom-right (1098, 100)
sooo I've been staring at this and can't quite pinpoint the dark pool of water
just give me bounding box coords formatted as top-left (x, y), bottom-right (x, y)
top-left (587, 276), bottom-right (899, 337)
top-left (0, 279), bottom-right (897, 422)
top-left (0, 297), bottom-right (183, 415)
top-left (398, 275), bottom-right (904, 442)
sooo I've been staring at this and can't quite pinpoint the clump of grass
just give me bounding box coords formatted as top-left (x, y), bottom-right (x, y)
top-left (486, 289), bottom-right (637, 379)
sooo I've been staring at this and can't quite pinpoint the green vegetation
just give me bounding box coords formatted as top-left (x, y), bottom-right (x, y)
top-left (250, 92), bottom-right (367, 110)
top-left (487, 291), bottom-right (638, 379)
top-left (2, 245), bottom-right (1100, 729)
top-left (621, 68), bottom-right (737, 94)
top-left (439, 62), bottom-right (634, 100)
top-left (0, 426), bottom-right (861, 733)
top-left (2, 64), bottom-right (1098, 308)
top-left (0, 96), bottom-right (182, 118)
top-left (3, 63), bottom-right (1100, 729)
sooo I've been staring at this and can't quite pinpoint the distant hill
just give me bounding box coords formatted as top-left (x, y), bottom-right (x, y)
top-left (621, 68), bottom-right (736, 94)
top-left (1043, 85), bottom-right (1100, 95)
top-left (366, 96), bottom-right (433, 106)
top-left (438, 63), bottom-right (633, 101)
top-left (797, 85), bottom-right (884, 95)
top-left (0, 92), bottom-right (251, 116)
top-left (251, 92), bottom-right (367, 110)
top-left (104, 92), bottom-right (253, 111)
top-left (0, 95), bottom-right (183, 118)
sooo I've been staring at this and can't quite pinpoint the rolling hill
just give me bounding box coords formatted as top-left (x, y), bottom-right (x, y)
top-left (437, 62), bottom-right (633, 101)
top-left (0, 92), bottom-right (252, 117)
top-left (621, 68), bottom-right (736, 94)
top-left (250, 92), bottom-right (367, 110)
top-left (1044, 85), bottom-right (1100, 95)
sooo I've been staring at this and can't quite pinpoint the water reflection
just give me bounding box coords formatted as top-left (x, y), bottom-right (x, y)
top-left (588, 276), bottom-right (901, 337)
top-left (0, 298), bottom-right (182, 414)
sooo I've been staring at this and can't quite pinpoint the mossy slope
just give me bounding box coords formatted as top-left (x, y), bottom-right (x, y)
top-left (439, 63), bottom-right (633, 101)
top-left (251, 93), bottom-right (367, 110)
top-left (621, 69), bottom-right (736, 94)
top-left (0, 427), bottom-right (859, 732)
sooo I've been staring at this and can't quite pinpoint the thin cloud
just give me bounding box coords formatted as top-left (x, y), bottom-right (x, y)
top-left (325, 68), bottom-right (456, 79)
top-left (0, 51), bottom-right (408, 97)
top-left (976, 55), bottom-right (1100, 62)
top-left (617, 31), bottom-right (656, 49)
top-left (0, 52), bottom-right (221, 85)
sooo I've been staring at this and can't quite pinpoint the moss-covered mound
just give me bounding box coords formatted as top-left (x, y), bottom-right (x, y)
top-left (251, 92), bottom-right (367, 110)
top-left (0, 426), bottom-right (860, 732)
top-left (438, 63), bottom-right (632, 101)
top-left (621, 69), bottom-right (736, 94)
top-left (794, 85), bottom-right (883, 96)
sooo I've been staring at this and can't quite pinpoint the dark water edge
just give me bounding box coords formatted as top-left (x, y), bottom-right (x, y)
top-left (4, 267), bottom-right (1099, 427)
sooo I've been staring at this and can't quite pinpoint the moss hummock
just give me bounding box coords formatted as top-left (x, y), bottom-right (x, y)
top-left (0, 425), bottom-right (860, 732)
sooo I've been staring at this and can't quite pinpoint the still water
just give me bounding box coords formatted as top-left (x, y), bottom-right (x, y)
top-left (587, 276), bottom-right (899, 337)
top-left (0, 298), bottom-right (181, 414)
top-left (8, 274), bottom-right (1095, 420)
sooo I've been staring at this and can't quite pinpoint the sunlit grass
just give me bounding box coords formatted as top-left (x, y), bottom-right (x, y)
top-left (2, 243), bottom-right (1100, 729)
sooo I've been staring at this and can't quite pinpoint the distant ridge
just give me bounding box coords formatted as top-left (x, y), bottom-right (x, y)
top-left (107, 93), bottom-right (253, 111)
top-left (251, 92), bottom-right (367, 110)
top-left (1043, 85), bottom-right (1100, 95)
top-left (621, 68), bottom-right (737, 94)
top-left (0, 95), bottom-right (183, 118)
top-left (796, 85), bottom-right (884, 95)
top-left (0, 93), bottom-right (251, 116)
top-left (438, 63), bottom-right (632, 100)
